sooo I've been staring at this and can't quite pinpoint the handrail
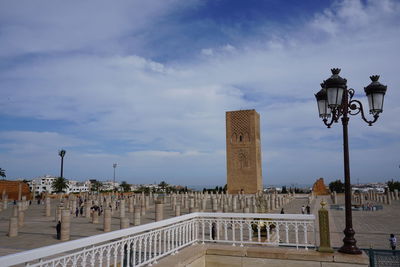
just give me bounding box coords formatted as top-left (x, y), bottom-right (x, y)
top-left (0, 212), bottom-right (315, 266)
top-left (0, 213), bottom-right (197, 266)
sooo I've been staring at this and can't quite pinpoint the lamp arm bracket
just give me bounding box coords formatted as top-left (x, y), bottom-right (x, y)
top-left (348, 88), bottom-right (355, 101)
top-left (349, 99), bottom-right (379, 126)
top-left (323, 108), bottom-right (340, 128)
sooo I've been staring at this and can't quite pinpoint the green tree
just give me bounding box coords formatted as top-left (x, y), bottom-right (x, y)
top-left (120, 181), bottom-right (131, 192)
top-left (387, 180), bottom-right (400, 192)
top-left (91, 181), bottom-right (103, 192)
top-left (223, 184), bottom-right (227, 193)
top-left (52, 177), bottom-right (69, 193)
top-left (0, 168), bottom-right (6, 178)
top-left (158, 181), bottom-right (168, 192)
top-left (329, 179), bottom-right (345, 193)
top-left (281, 186), bottom-right (288, 194)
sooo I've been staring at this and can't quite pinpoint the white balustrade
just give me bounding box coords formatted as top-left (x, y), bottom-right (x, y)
top-left (0, 213), bottom-right (315, 267)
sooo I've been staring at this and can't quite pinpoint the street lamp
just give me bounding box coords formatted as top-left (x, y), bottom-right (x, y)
top-left (58, 149), bottom-right (66, 178)
top-left (113, 163), bottom-right (117, 192)
top-left (315, 68), bottom-right (387, 254)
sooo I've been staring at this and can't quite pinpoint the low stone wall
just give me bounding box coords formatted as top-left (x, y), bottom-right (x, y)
top-left (158, 244), bottom-right (369, 267)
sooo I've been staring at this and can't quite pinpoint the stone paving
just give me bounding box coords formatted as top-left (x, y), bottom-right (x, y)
top-left (0, 193), bottom-right (398, 259)
top-left (327, 194), bottom-right (400, 250)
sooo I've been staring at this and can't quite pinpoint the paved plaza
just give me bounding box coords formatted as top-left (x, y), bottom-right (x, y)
top-left (0, 193), bottom-right (399, 258)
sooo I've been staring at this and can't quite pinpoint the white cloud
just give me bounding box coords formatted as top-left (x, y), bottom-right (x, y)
top-left (0, 0), bottom-right (399, 185)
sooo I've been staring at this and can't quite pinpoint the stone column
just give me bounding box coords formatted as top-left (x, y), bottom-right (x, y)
top-left (332, 192), bottom-right (337, 205)
top-left (85, 202), bottom-right (91, 218)
top-left (92, 210), bottom-right (99, 224)
top-left (232, 196), bottom-right (237, 212)
top-left (133, 206), bottom-right (141, 226)
top-left (386, 191), bottom-right (391, 205)
top-left (45, 198), bottom-right (51, 217)
top-left (395, 189), bottom-right (399, 201)
top-left (129, 197), bottom-right (134, 213)
top-left (317, 201), bottom-right (333, 253)
top-left (61, 209), bottom-right (71, 241)
top-left (140, 197), bottom-right (146, 216)
top-left (3, 195), bottom-right (8, 210)
top-left (223, 204), bottom-right (229, 213)
top-left (211, 198), bottom-right (218, 212)
top-left (8, 217), bottom-right (18, 237)
top-left (18, 182), bottom-right (22, 201)
top-left (103, 208), bottom-right (111, 232)
top-left (189, 198), bottom-right (195, 213)
top-left (120, 199), bottom-right (126, 218)
top-left (175, 204), bottom-right (181, 217)
top-left (155, 200), bottom-right (164, 222)
top-left (17, 204), bottom-right (24, 228)
top-left (13, 205), bottom-right (18, 217)
top-left (120, 217), bottom-right (130, 229)
top-left (269, 195), bottom-right (274, 211)
top-left (145, 196), bottom-right (150, 210)
top-left (56, 205), bottom-right (63, 222)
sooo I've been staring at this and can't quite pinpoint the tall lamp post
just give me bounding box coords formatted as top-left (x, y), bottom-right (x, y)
top-left (315, 68), bottom-right (387, 254)
top-left (58, 149), bottom-right (66, 178)
top-left (113, 163), bottom-right (117, 192)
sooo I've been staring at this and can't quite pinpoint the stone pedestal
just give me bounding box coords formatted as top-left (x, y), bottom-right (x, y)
top-left (85, 202), bottom-right (91, 218)
top-left (13, 205), bottom-right (18, 217)
top-left (8, 217), bottom-right (18, 237)
top-left (18, 210), bottom-right (24, 227)
top-left (243, 207), bottom-right (250, 213)
top-left (120, 199), bottom-right (126, 218)
top-left (103, 208), bottom-right (111, 232)
top-left (92, 210), bottom-right (99, 224)
top-left (175, 204), bottom-right (181, 217)
top-left (61, 209), bottom-right (70, 241)
top-left (45, 198), bottom-right (51, 217)
top-left (3, 196), bottom-right (8, 210)
top-left (133, 207), bottom-right (141, 226)
top-left (129, 198), bottom-right (134, 213)
top-left (155, 201), bottom-right (164, 222)
top-left (120, 217), bottom-right (130, 229)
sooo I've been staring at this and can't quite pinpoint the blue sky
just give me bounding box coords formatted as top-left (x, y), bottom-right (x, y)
top-left (0, 0), bottom-right (399, 187)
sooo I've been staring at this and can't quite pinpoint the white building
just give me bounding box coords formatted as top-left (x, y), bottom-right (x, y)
top-left (66, 180), bottom-right (90, 194)
top-left (101, 181), bottom-right (119, 191)
top-left (28, 175), bottom-right (90, 195)
top-left (28, 175), bottom-right (57, 196)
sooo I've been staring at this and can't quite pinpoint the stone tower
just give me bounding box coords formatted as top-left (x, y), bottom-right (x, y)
top-left (226, 109), bottom-right (263, 194)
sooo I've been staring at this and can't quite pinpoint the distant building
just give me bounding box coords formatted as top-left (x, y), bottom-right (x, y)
top-left (27, 175), bottom-right (90, 195)
top-left (28, 175), bottom-right (57, 196)
top-left (101, 181), bottom-right (120, 191)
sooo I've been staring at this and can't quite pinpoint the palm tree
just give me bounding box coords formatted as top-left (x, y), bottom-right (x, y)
top-left (158, 181), bottom-right (168, 192)
top-left (120, 181), bottom-right (131, 192)
top-left (58, 149), bottom-right (66, 178)
top-left (52, 177), bottom-right (69, 193)
top-left (0, 168), bottom-right (6, 179)
top-left (91, 181), bottom-right (103, 192)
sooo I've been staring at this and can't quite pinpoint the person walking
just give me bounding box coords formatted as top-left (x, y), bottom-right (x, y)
top-left (301, 205), bottom-right (305, 214)
top-left (389, 234), bottom-right (397, 250)
top-left (306, 205), bottom-right (311, 214)
top-left (280, 208), bottom-right (284, 214)
top-left (56, 221), bottom-right (61, 240)
top-left (75, 207), bottom-right (79, 217)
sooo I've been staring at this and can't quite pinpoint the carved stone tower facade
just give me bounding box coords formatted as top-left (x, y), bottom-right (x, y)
top-left (226, 109), bottom-right (263, 194)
